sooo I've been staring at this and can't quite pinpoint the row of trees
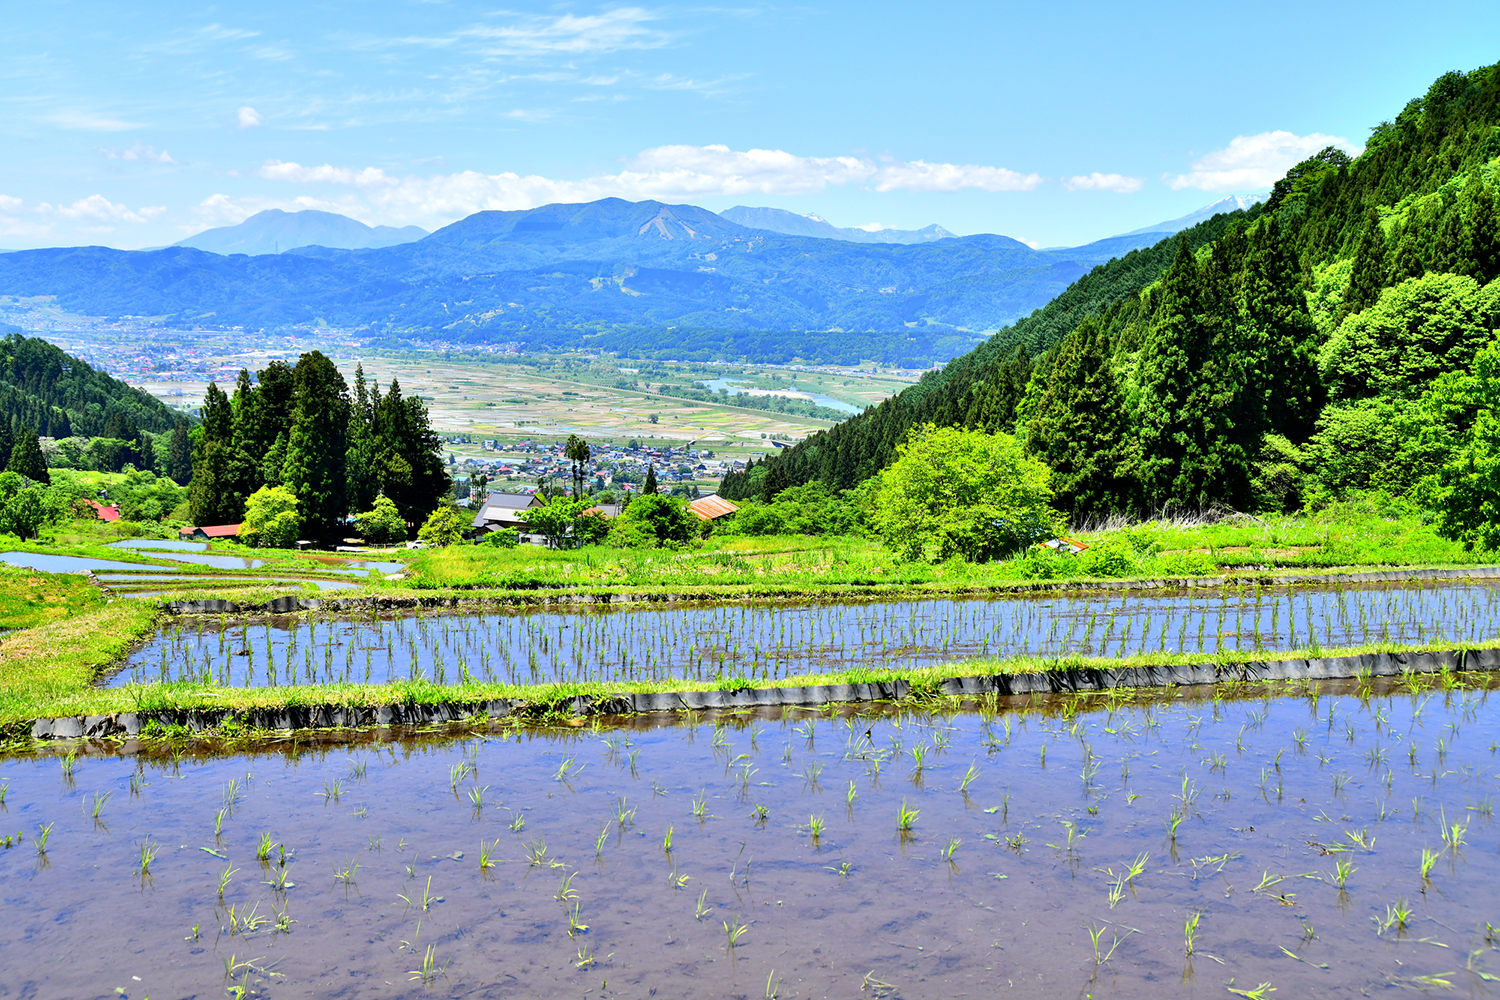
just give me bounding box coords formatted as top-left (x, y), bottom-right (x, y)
top-left (189, 352), bottom-right (450, 539)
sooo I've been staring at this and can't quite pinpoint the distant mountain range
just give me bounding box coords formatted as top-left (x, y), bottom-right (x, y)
top-left (174, 209), bottom-right (428, 255)
top-left (718, 206), bottom-right (955, 244)
top-left (0, 196), bottom-right (1254, 367)
top-left (1116, 194), bottom-right (1265, 238)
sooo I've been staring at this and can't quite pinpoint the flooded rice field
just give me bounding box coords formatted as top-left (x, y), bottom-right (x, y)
top-left (3, 680), bottom-right (1498, 998)
top-left (113, 579), bottom-right (1500, 689)
top-left (2, 683), bottom-right (1500, 995)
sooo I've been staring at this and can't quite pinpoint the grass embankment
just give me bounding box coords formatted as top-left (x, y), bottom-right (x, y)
top-left (0, 623), bottom-right (1485, 735)
top-left (398, 507), bottom-right (1493, 598)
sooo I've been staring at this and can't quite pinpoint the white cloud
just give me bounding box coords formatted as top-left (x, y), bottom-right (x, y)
top-left (237, 106), bottom-right (265, 129)
top-left (871, 160), bottom-right (1042, 193)
top-left (39, 195), bottom-right (165, 224)
top-left (49, 110), bottom-right (141, 132)
top-left (1063, 172), bottom-right (1144, 193)
top-left (461, 8), bottom-right (667, 56)
top-left (0, 195), bottom-right (21, 211)
top-left (253, 145), bottom-right (1044, 227)
top-left (1166, 131), bottom-right (1363, 191)
top-left (101, 142), bottom-right (176, 164)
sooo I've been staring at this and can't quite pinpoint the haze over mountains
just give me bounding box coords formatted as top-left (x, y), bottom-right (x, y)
top-left (0, 196), bottom-right (1253, 367)
top-left (718, 206), bottom-right (956, 244)
top-left (174, 209), bottom-right (429, 256)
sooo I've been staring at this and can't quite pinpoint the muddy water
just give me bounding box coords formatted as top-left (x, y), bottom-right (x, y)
top-left (3, 682), bottom-right (1499, 998)
top-left (111, 579), bottom-right (1500, 689)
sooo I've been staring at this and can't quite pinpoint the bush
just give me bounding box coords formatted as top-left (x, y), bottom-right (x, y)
top-left (1079, 536), bottom-right (1136, 577)
top-left (417, 503), bottom-right (467, 547)
top-left (609, 493), bottom-right (694, 548)
top-left (481, 527), bottom-right (520, 548)
top-left (1151, 551), bottom-right (1218, 576)
top-left (871, 423), bottom-right (1058, 562)
top-left (355, 495), bottom-right (408, 545)
top-left (242, 485), bottom-right (302, 549)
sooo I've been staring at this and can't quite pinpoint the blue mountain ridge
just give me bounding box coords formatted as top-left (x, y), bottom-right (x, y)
top-left (0, 197), bottom-right (1185, 365)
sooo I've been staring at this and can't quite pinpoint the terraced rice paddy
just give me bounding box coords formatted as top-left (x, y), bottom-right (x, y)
top-left (3, 678), bottom-right (1498, 997)
top-left (114, 579), bottom-right (1500, 688)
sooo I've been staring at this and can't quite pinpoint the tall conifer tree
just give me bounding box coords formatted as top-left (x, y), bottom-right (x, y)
top-left (280, 351), bottom-right (350, 539)
top-left (1341, 208), bottom-right (1388, 320)
top-left (1024, 317), bottom-right (1135, 515)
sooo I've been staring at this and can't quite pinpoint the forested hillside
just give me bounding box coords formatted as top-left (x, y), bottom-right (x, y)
top-left (725, 62), bottom-right (1500, 532)
top-left (0, 330), bottom-right (181, 440)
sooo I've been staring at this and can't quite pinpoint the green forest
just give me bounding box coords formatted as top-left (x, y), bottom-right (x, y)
top-left (189, 352), bottom-right (451, 540)
top-left (724, 63), bottom-right (1500, 549)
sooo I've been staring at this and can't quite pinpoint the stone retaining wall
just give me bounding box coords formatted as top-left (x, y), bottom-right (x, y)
top-left (29, 646), bottom-right (1499, 740)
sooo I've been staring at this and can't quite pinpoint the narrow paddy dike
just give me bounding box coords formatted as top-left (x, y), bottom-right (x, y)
top-left (29, 645), bottom-right (1500, 740)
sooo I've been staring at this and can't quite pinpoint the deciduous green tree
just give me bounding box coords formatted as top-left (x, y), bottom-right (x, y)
top-left (242, 485), bottom-right (302, 549)
top-left (354, 494), bottom-right (408, 545)
top-left (870, 423), bottom-right (1057, 563)
top-left (417, 502), bottom-right (466, 547)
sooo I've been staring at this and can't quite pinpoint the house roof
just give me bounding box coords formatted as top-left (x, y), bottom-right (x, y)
top-left (180, 523), bottom-right (243, 538)
top-left (87, 499), bottom-right (121, 523)
top-left (688, 494), bottom-right (739, 521)
top-left (485, 492), bottom-right (542, 509)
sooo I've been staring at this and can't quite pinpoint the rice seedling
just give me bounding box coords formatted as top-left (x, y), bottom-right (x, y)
top-left (218, 864), bottom-right (238, 897)
top-left (347, 758), bottom-right (367, 781)
top-left (752, 804), bottom-right (769, 825)
top-left (567, 901), bottom-right (590, 936)
top-left (273, 905), bottom-right (294, 934)
top-left (695, 888), bottom-right (713, 920)
top-left (1226, 982), bottom-right (1276, 999)
top-left (1345, 827), bottom-right (1375, 851)
top-left (723, 917), bottom-right (749, 950)
top-left (524, 837), bottom-right (551, 868)
top-left (138, 837), bottom-right (159, 875)
top-left (320, 779), bottom-right (343, 803)
top-left (1085, 922), bottom-right (1125, 966)
top-left (331, 854), bottom-right (360, 886)
top-left (614, 796), bottom-right (635, 830)
top-left (861, 971), bottom-right (898, 998)
top-left (408, 943), bottom-right (447, 985)
top-left (0, 783), bottom-right (7, 806)
top-left (941, 838), bottom-right (961, 862)
top-left (467, 784), bottom-right (489, 811)
top-left (398, 875), bottom-right (441, 911)
top-left (555, 872), bottom-right (579, 903)
top-left (1441, 811), bottom-right (1468, 851)
top-left (691, 790), bottom-right (709, 821)
top-left (663, 825), bottom-right (674, 854)
top-left (1184, 911), bottom-right (1201, 955)
top-left (896, 799), bottom-right (919, 836)
top-left (958, 761), bottom-right (980, 794)
top-left (263, 866), bottom-right (294, 893)
top-left (807, 815), bottom-right (825, 843)
top-left (89, 790), bottom-right (110, 822)
top-left (510, 812), bottom-right (526, 834)
top-left (1330, 859), bottom-right (1354, 889)
top-left (1375, 898), bottom-right (1413, 936)
top-left (256, 832), bottom-right (274, 864)
top-left (554, 757), bottom-right (581, 782)
top-left (1420, 847), bottom-right (1439, 881)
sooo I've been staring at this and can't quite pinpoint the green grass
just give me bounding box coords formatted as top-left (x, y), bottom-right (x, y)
top-left (0, 565), bottom-right (106, 630)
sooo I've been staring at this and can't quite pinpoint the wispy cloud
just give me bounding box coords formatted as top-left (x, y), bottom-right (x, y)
top-left (139, 23), bottom-right (260, 56)
top-left (49, 110), bottom-right (141, 131)
top-left (461, 8), bottom-right (669, 57)
top-left (38, 194), bottom-right (165, 224)
top-left (1166, 131), bottom-right (1362, 191)
top-left (100, 142), bottom-right (176, 164)
top-left (254, 143), bottom-right (1045, 227)
top-left (237, 106), bottom-right (266, 129)
top-left (1063, 172), bottom-right (1143, 193)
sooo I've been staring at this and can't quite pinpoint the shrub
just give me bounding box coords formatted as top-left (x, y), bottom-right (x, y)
top-left (1079, 536), bottom-right (1136, 577)
top-left (482, 527), bottom-right (520, 548)
top-left (871, 423), bottom-right (1058, 562)
top-left (355, 495), bottom-right (408, 545)
top-left (242, 485), bottom-right (302, 549)
top-left (417, 503), bottom-right (466, 547)
top-left (609, 493), bottom-right (694, 548)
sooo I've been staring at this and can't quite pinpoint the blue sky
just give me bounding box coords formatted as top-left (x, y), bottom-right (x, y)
top-left (4, 1), bottom-right (1499, 250)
